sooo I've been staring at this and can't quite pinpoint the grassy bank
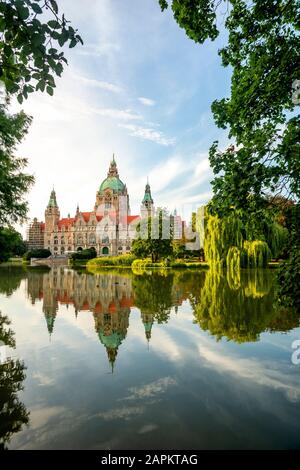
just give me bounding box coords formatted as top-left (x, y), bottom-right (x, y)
top-left (85, 255), bottom-right (209, 273)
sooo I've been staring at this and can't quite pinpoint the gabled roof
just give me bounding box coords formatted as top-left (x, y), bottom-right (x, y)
top-left (127, 215), bottom-right (140, 224)
top-left (78, 212), bottom-right (102, 223)
top-left (57, 218), bottom-right (75, 228)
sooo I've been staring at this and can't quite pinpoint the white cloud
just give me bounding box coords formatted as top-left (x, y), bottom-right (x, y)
top-left (95, 406), bottom-right (144, 421)
top-left (76, 42), bottom-right (121, 57)
top-left (198, 344), bottom-right (300, 402)
top-left (123, 377), bottom-right (177, 400)
top-left (138, 97), bottom-right (155, 106)
top-left (119, 123), bottom-right (175, 146)
top-left (92, 108), bottom-right (141, 120)
top-left (75, 75), bottom-right (122, 93)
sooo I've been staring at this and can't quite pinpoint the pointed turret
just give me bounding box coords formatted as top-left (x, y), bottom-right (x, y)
top-left (44, 311), bottom-right (56, 339)
top-left (45, 188), bottom-right (60, 233)
top-left (47, 188), bottom-right (58, 208)
top-left (106, 347), bottom-right (117, 373)
top-left (141, 179), bottom-right (154, 218)
top-left (141, 311), bottom-right (154, 344)
top-left (107, 154), bottom-right (119, 177)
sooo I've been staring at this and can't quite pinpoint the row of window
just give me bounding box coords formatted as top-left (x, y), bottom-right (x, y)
top-left (48, 246), bottom-right (131, 253)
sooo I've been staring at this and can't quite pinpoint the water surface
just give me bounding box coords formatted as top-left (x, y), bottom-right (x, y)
top-left (0, 265), bottom-right (299, 449)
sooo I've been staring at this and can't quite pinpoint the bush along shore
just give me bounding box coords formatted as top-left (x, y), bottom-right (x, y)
top-left (85, 255), bottom-right (209, 272)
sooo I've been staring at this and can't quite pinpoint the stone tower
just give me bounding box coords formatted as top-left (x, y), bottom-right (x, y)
top-left (141, 179), bottom-right (154, 218)
top-left (45, 188), bottom-right (60, 234)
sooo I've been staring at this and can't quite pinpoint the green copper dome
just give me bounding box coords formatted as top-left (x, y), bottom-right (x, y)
top-left (98, 330), bottom-right (124, 348)
top-left (99, 176), bottom-right (125, 193)
top-left (99, 156), bottom-right (126, 193)
top-left (47, 189), bottom-right (58, 208)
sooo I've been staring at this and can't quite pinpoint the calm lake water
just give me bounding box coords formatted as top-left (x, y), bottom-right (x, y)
top-left (0, 264), bottom-right (300, 450)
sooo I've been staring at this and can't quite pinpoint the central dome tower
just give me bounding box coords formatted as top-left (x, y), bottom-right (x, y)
top-left (99, 155), bottom-right (126, 194)
top-left (95, 155), bottom-right (130, 217)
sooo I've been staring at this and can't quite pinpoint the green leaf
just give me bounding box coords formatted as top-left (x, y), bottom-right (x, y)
top-left (36, 79), bottom-right (45, 92)
top-left (49, 0), bottom-right (59, 14)
top-left (48, 57), bottom-right (56, 69)
top-left (17, 94), bottom-right (23, 104)
top-left (31, 3), bottom-right (43, 14)
top-left (58, 35), bottom-right (68, 47)
top-left (69, 38), bottom-right (77, 48)
top-left (46, 85), bottom-right (54, 96)
top-left (55, 62), bottom-right (63, 76)
top-left (48, 20), bottom-right (60, 29)
top-left (16, 4), bottom-right (30, 20)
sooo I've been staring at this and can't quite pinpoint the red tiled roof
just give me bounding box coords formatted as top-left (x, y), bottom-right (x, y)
top-left (118, 215), bottom-right (140, 225)
top-left (108, 301), bottom-right (116, 313)
top-left (94, 302), bottom-right (103, 314)
top-left (77, 212), bottom-right (103, 223)
top-left (81, 212), bottom-right (91, 222)
top-left (120, 297), bottom-right (134, 308)
top-left (127, 215), bottom-right (139, 224)
top-left (56, 212), bottom-right (103, 228)
top-left (57, 218), bottom-right (75, 228)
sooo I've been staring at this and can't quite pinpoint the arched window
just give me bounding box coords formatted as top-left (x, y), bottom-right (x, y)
top-left (89, 234), bottom-right (96, 244)
top-left (102, 235), bottom-right (109, 244)
top-left (102, 246), bottom-right (109, 255)
top-left (54, 236), bottom-right (58, 245)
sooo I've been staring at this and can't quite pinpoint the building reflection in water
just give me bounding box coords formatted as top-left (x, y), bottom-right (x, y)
top-left (26, 269), bottom-right (172, 371)
top-left (24, 267), bottom-right (300, 370)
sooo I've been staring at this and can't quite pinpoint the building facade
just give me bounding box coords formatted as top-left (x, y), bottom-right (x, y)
top-left (27, 156), bottom-right (156, 256)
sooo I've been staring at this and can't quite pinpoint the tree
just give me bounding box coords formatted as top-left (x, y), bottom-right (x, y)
top-left (0, 226), bottom-right (26, 261)
top-left (160, 0), bottom-right (299, 306)
top-left (0, 311), bottom-right (29, 449)
top-left (132, 213), bottom-right (174, 262)
top-left (0, 0), bottom-right (83, 102)
top-left (0, 102), bottom-right (34, 225)
top-left (159, 1), bottom-right (299, 210)
top-left (0, 1), bottom-right (83, 230)
top-left (23, 247), bottom-right (51, 260)
top-left (133, 272), bottom-right (174, 323)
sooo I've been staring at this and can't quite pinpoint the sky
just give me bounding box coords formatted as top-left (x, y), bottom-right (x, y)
top-left (11, 0), bottom-right (232, 232)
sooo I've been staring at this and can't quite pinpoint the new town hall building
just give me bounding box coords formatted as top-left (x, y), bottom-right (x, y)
top-left (27, 156), bottom-right (183, 256)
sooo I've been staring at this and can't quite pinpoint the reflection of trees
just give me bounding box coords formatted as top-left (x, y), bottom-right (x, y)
top-left (0, 266), bottom-right (26, 296)
top-left (267, 306), bottom-right (300, 333)
top-left (0, 312), bottom-right (29, 449)
top-left (193, 268), bottom-right (299, 343)
top-left (0, 265), bottom-right (50, 297)
top-left (133, 272), bottom-right (175, 323)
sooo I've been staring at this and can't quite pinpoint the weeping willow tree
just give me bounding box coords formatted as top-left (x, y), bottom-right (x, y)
top-left (193, 269), bottom-right (276, 343)
top-left (199, 206), bottom-right (287, 269)
top-left (226, 247), bottom-right (241, 290)
top-left (241, 241), bottom-right (271, 268)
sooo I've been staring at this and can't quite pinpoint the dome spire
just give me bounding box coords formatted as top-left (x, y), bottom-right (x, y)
top-left (47, 187), bottom-right (58, 208)
top-left (108, 154), bottom-right (118, 177)
top-left (142, 179), bottom-right (153, 205)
